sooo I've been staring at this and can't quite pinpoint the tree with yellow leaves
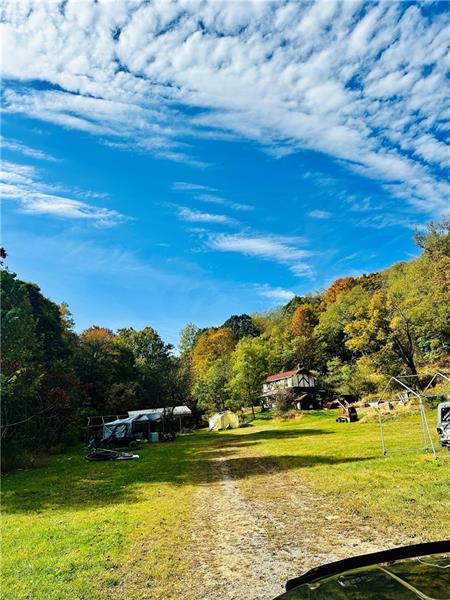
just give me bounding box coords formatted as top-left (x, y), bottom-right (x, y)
top-left (191, 327), bottom-right (236, 377)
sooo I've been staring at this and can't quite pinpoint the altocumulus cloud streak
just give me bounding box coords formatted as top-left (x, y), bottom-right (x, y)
top-left (0, 159), bottom-right (128, 227)
top-left (1, 1), bottom-right (449, 217)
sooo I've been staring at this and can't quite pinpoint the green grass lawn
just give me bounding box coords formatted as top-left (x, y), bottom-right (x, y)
top-left (230, 410), bottom-right (450, 539)
top-left (1, 434), bottom-right (213, 600)
top-left (2, 410), bottom-right (449, 599)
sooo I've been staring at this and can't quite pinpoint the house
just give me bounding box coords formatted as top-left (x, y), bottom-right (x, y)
top-left (262, 365), bottom-right (321, 410)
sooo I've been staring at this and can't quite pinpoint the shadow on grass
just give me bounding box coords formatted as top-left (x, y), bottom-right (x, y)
top-left (213, 427), bottom-right (333, 444)
top-left (1, 427), bottom-right (370, 515)
top-left (203, 454), bottom-right (372, 481)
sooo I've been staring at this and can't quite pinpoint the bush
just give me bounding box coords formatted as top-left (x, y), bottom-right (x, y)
top-left (272, 389), bottom-right (295, 417)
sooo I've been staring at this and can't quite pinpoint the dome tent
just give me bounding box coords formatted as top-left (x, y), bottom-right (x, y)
top-left (208, 411), bottom-right (239, 431)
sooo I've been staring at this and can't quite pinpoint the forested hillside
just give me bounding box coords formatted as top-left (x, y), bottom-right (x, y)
top-left (2, 222), bottom-right (449, 467)
top-left (183, 221), bottom-right (449, 414)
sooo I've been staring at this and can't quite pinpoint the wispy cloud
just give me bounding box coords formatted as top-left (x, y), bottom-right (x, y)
top-left (176, 206), bottom-right (237, 226)
top-left (359, 214), bottom-right (419, 230)
top-left (1, 136), bottom-right (60, 162)
top-left (172, 183), bottom-right (254, 212)
top-left (255, 284), bottom-right (295, 302)
top-left (206, 231), bottom-right (313, 277)
top-left (308, 209), bottom-right (332, 219)
top-left (1, 160), bottom-right (128, 227)
top-left (289, 263), bottom-right (314, 278)
top-left (172, 182), bottom-right (216, 192)
top-left (1, 2), bottom-right (448, 215)
top-left (207, 233), bottom-right (308, 262)
top-left (195, 194), bottom-right (254, 212)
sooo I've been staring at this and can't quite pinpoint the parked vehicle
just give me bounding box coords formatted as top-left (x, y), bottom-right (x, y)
top-left (436, 401), bottom-right (450, 451)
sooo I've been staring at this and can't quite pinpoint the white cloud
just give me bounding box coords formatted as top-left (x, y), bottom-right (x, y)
top-left (1, 1), bottom-right (449, 216)
top-left (308, 209), bottom-right (332, 219)
top-left (289, 263), bottom-right (314, 278)
top-left (172, 182), bottom-right (216, 192)
top-left (255, 284), bottom-right (295, 302)
top-left (176, 206), bottom-right (237, 225)
top-left (172, 184), bottom-right (254, 212)
top-left (206, 231), bottom-right (313, 277)
top-left (1, 136), bottom-right (60, 162)
top-left (0, 160), bottom-right (128, 227)
top-left (195, 193), bottom-right (254, 212)
top-left (208, 233), bottom-right (309, 262)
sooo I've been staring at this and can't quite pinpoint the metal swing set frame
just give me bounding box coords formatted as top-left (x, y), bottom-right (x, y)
top-left (377, 371), bottom-right (450, 459)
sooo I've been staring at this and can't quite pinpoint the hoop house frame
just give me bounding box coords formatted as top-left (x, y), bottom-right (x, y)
top-left (377, 372), bottom-right (450, 459)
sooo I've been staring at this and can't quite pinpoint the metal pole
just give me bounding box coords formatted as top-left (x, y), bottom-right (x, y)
top-left (378, 406), bottom-right (386, 456)
top-left (422, 372), bottom-right (450, 395)
top-left (420, 399), bottom-right (437, 459)
top-left (419, 401), bottom-right (428, 450)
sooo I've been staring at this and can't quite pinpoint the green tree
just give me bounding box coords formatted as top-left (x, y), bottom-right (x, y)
top-left (116, 326), bottom-right (173, 408)
top-left (313, 285), bottom-right (369, 369)
top-left (415, 219), bottom-right (450, 259)
top-left (222, 314), bottom-right (260, 340)
top-left (77, 327), bottom-right (137, 414)
top-left (1, 270), bottom-right (79, 467)
top-left (178, 323), bottom-right (200, 355)
top-left (193, 357), bottom-right (232, 414)
top-left (228, 335), bottom-right (270, 415)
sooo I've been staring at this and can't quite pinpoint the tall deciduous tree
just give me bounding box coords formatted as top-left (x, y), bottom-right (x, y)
top-left (193, 357), bottom-right (232, 414)
top-left (178, 323), bottom-right (200, 355)
top-left (222, 314), bottom-right (260, 340)
top-left (191, 327), bottom-right (236, 377)
top-left (321, 276), bottom-right (356, 308)
top-left (116, 327), bottom-right (174, 408)
top-left (228, 335), bottom-right (270, 414)
top-left (1, 270), bottom-right (78, 468)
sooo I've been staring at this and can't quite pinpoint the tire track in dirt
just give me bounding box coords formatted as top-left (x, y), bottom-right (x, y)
top-left (187, 455), bottom-right (295, 600)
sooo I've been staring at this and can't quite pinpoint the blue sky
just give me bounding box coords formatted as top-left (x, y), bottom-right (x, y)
top-left (1, 1), bottom-right (449, 346)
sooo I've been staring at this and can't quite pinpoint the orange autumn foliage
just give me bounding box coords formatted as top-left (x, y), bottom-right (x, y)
top-left (291, 304), bottom-right (314, 338)
top-left (79, 326), bottom-right (115, 344)
top-left (321, 277), bottom-right (356, 308)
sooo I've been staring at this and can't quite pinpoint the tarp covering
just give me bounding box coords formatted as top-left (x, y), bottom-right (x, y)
top-left (128, 405), bottom-right (192, 418)
top-left (102, 416), bottom-right (135, 440)
top-left (209, 411), bottom-right (239, 431)
top-left (101, 406), bottom-right (192, 440)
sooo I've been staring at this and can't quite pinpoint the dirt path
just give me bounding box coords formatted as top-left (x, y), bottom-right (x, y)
top-left (183, 429), bottom-right (421, 600)
top-left (188, 455), bottom-right (295, 600)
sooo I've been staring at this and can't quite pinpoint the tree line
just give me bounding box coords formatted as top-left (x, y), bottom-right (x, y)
top-left (1, 269), bottom-right (189, 467)
top-left (1, 221), bottom-right (448, 467)
top-left (179, 221), bottom-right (449, 414)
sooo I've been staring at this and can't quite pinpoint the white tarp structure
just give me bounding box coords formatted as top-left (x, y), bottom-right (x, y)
top-left (128, 406), bottom-right (192, 418)
top-left (209, 411), bottom-right (239, 431)
top-left (102, 406), bottom-right (192, 440)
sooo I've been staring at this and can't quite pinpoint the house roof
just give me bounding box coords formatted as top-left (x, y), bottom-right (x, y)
top-left (265, 366), bottom-right (313, 383)
top-left (265, 368), bottom-right (298, 382)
